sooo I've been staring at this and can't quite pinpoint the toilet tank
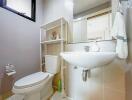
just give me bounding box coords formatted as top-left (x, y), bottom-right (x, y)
top-left (45, 55), bottom-right (60, 74)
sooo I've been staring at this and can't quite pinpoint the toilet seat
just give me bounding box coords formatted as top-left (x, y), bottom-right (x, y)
top-left (14, 72), bottom-right (49, 89)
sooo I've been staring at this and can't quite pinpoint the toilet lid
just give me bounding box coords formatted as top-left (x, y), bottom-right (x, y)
top-left (14, 72), bottom-right (49, 89)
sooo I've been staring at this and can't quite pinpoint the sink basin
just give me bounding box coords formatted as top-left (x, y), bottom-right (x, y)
top-left (60, 52), bottom-right (116, 69)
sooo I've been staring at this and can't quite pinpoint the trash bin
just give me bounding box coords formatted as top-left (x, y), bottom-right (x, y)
top-left (1, 74), bottom-right (14, 93)
top-left (0, 67), bottom-right (5, 100)
top-left (0, 67), bottom-right (5, 94)
top-left (0, 67), bottom-right (15, 99)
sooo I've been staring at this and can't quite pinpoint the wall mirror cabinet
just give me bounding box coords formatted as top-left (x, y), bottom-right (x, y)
top-left (69, 0), bottom-right (112, 43)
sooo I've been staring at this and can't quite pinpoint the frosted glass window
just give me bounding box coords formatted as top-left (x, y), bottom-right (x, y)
top-left (6, 0), bottom-right (31, 17)
top-left (0, 0), bottom-right (36, 21)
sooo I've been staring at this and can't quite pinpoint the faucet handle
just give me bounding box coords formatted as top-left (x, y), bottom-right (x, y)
top-left (84, 46), bottom-right (90, 52)
top-left (91, 42), bottom-right (100, 52)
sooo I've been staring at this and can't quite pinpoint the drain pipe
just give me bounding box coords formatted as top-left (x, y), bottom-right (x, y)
top-left (82, 68), bottom-right (91, 81)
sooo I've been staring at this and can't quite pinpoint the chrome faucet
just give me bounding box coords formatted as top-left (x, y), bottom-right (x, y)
top-left (88, 40), bottom-right (100, 52)
top-left (93, 40), bottom-right (100, 52)
top-left (84, 46), bottom-right (90, 52)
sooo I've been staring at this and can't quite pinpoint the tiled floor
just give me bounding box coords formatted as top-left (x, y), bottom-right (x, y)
top-left (5, 90), bottom-right (72, 100)
top-left (6, 95), bottom-right (72, 100)
top-left (0, 91), bottom-right (13, 100)
top-left (51, 92), bottom-right (72, 100)
top-left (7, 95), bottom-right (51, 100)
top-left (7, 95), bottom-right (24, 100)
top-left (0, 95), bottom-right (2, 100)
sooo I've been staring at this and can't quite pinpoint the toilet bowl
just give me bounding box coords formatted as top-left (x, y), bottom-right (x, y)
top-left (13, 55), bottom-right (60, 100)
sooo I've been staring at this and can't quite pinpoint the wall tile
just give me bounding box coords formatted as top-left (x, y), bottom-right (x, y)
top-left (103, 61), bottom-right (125, 92)
top-left (103, 87), bottom-right (125, 100)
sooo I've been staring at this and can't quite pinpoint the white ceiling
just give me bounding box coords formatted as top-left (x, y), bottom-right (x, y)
top-left (74, 0), bottom-right (111, 15)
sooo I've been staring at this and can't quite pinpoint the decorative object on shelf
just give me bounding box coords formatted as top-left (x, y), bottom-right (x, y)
top-left (5, 64), bottom-right (16, 76)
top-left (51, 31), bottom-right (57, 40)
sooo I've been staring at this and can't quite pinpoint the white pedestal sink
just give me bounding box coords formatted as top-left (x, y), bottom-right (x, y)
top-left (60, 52), bottom-right (116, 69)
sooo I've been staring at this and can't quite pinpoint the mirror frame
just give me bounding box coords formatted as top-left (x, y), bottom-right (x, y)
top-left (0, 0), bottom-right (36, 22)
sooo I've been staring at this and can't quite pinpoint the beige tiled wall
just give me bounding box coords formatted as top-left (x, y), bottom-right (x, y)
top-left (126, 5), bottom-right (132, 100)
top-left (103, 60), bottom-right (125, 100)
top-left (65, 41), bottom-right (126, 100)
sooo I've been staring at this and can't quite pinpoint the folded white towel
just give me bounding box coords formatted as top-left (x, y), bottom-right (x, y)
top-left (111, 12), bottom-right (128, 59)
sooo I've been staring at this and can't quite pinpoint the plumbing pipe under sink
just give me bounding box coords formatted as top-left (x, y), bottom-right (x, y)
top-left (82, 68), bottom-right (91, 82)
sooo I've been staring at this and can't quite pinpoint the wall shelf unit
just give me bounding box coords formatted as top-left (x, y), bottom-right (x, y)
top-left (40, 39), bottom-right (65, 44)
top-left (41, 18), bottom-right (67, 29)
top-left (40, 17), bottom-right (68, 94)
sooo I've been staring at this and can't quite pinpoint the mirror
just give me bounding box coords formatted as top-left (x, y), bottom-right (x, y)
top-left (0, 0), bottom-right (36, 22)
top-left (69, 0), bottom-right (112, 43)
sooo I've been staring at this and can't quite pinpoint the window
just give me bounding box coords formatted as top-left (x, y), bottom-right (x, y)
top-left (0, 0), bottom-right (36, 22)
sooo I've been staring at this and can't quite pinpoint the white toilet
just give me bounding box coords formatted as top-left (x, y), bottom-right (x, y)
top-left (12, 55), bottom-right (60, 100)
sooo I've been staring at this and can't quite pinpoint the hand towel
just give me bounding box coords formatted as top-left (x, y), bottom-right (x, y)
top-left (111, 12), bottom-right (128, 59)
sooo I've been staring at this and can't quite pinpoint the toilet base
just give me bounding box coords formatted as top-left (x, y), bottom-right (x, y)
top-left (12, 74), bottom-right (54, 100)
top-left (25, 86), bottom-right (53, 100)
top-left (25, 92), bottom-right (40, 100)
top-left (9, 88), bottom-right (53, 100)
top-left (40, 76), bottom-right (54, 100)
top-left (7, 94), bottom-right (25, 100)
top-left (41, 88), bottom-right (53, 100)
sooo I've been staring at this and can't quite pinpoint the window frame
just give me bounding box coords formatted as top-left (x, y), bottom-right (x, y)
top-left (0, 0), bottom-right (36, 22)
